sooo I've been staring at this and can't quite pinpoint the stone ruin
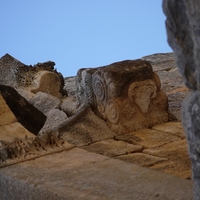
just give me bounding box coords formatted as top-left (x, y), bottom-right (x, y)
top-left (0, 53), bottom-right (171, 167)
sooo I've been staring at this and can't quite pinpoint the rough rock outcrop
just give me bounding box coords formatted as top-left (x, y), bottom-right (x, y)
top-left (163, 0), bottom-right (200, 199)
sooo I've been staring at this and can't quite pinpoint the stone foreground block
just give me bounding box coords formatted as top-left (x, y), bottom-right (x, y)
top-left (0, 148), bottom-right (193, 200)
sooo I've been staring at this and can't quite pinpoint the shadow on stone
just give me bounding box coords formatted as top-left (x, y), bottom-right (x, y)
top-left (0, 85), bottom-right (46, 135)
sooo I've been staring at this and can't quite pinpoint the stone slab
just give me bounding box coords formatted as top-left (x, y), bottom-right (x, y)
top-left (143, 139), bottom-right (189, 159)
top-left (150, 157), bottom-right (191, 179)
top-left (115, 129), bottom-right (180, 148)
top-left (116, 152), bottom-right (168, 167)
top-left (0, 148), bottom-right (192, 200)
top-left (152, 122), bottom-right (186, 139)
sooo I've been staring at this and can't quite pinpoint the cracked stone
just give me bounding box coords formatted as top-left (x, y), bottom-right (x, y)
top-left (143, 139), bottom-right (189, 160)
top-left (116, 153), bottom-right (168, 167)
top-left (152, 122), bottom-right (185, 139)
top-left (82, 139), bottom-right (143, 157)
top-left (150, 157), bottom-right (191, 179)
top-left (115, 128), bottom-right (180, 148)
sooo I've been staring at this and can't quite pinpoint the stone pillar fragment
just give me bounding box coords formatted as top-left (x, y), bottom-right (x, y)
top-left (163, 0), bottom-right (200, 199)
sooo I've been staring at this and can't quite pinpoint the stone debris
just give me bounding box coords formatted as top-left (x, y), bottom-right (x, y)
top-left (30, 91), bottom-right (61, 114)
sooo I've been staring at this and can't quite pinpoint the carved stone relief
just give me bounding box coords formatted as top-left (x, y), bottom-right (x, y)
top-left (76, 60), bottom-right (169, 134)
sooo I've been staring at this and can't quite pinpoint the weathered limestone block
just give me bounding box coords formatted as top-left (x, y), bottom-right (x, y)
top-left (30, 92), bottom-right (61, 114)
top-left (59, 106), bottom-right (115, 146)
top-left (76, 60), bottom-right (169, 133)
top-left (39, 108), bottom-right (68, 133)
top-left (61, 96), bottom-right (77, 116)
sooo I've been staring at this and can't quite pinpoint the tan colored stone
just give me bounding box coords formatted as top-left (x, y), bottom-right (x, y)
top-left (83, 139), bottom-right (143, 157)
top-left (152, 122), bottom-right (185, 138)
top-left (0, 148), bottom-right (193, 200)
top-left (61, 96), bottom-right (77, 116)
top-left (61, 106), bottom-right (115, 146)
top-left (116, 153), bottom-right (168, 167)
top-left (40, 108), bottom-right (68, 133)
top-left (0, 122), bottom-right (34, 144)
top-left (150, 157), bottom-right (191, 179)
top-left (143, 139), bottom-right (189, 160)
top-left (31, 71), bottom-right (62, 98)
top-left (115, 128), bottom-right (180, 148)
top-left (76, 60), bottom-right (169, 134)
top-left (0, 95), bottom-right (16, 125)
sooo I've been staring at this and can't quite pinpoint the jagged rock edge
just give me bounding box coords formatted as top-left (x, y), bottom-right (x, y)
top-left (0, 106), bottom-right (90, 168)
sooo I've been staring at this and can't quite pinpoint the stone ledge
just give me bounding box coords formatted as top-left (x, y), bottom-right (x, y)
top-left (0, 148), bottom-right (192, 200)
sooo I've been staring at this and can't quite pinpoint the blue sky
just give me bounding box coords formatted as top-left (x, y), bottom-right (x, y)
top-left (0, 1), bottom-right (171, 77)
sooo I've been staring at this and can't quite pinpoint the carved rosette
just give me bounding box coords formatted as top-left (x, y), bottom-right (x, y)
top-left (92, 72), bottom-right (108, 118)
top-left (106, 99), bottom-right (120, 125)
top-left (92, 74), bottom-right (107, 103)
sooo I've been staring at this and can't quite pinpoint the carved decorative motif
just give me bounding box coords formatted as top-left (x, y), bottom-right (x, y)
top-left (128, 80), bottom-right (157, 114)
top-left (0, 131), bottom-right (71, 167)
top-left (76, 59), bottom-right (169, 134)
top-left (92, 72), bottom-right (107, 103)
